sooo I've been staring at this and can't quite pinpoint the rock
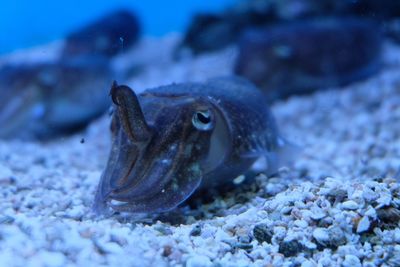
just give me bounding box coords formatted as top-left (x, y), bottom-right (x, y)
top-left (0, 215), bottom-right (15, 224)
top-left (377, 207), bottom-right (400, 223)
top-left (356, 216), bottom-right (371, 233)
top-left (186, 255), bottom-right (213, 267)
top-left (234, 17), bottom-right (383, 100)
top-left (233, 242), bottom-right (253, 252)
top-left (62, 10), bottom-right (140, 59)
top-left (0, 165), bottom-right (14, 184)
top-left (37, 251), bottom-right (66, 267)
top-left (301, 260), bottom-right (316, 267)
top-left (341, 200), bottom-right (360, 210)
top-left (190, 225), bottom-right (202, 236)
top-left (312, 228), bottom-right (330, 243)
top-left (314, 226), bottom-right (347, 249)
top-left (278, 240), bottom-right (304, 257)
top-left (342, 255), bottom-right (361, 267)
top-left (327, 227), bottom-right (347, 249)
top-left (253, 223), bottom-right (273, 244)
top-left (310, 207), bottom-right (327, 221)
top-left (154, 224), bottom-right (173, 236)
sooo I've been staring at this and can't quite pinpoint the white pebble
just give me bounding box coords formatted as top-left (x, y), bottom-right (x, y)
top-left (294, 220), bottom-right (308, 228)
top-left (394, 229), bottom-right (400, 243)
top-left (312, 228), bottom-right (330, 243)
top-left (342, 201), bottom-right (359, 210)
top-left (342, 255), bottom-right (361, 267)
top-left (38, 251), bottom-right (66, 267)
top-left (364, 207), bottom-right (377, 219)
top-left (0, 164), bottom-right (13, 178)
top-left (310, 207), bottom-right (326, 220)
top-left (186, 255), bottom-right (212, 267)
top-left (356, 216), bottom-right (370, 233)
top-left (274, 226), bottom-right (287, 240)
top-left (301, 260), bottom-right (316, 267)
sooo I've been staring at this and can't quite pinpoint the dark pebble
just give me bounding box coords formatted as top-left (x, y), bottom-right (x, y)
top-left (253, 223), bottom-right (273, 244)
top-left (162, 245), bottom-right (172, 257)
top-left (233, 242), bottom-right (253, 252)
top-left (0, 215), bottom-right (15, 224)
top-left (278, 240), bottom-right (304, 257)
top-left (377, 207), bottom-right (400, 223)
top-left (190, 225), bottom-right (202, 236)
top-left (314, 226), bottom-right (347, 250)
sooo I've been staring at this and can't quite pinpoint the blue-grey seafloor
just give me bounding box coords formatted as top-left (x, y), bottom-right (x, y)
top-left (0, 35), bottom-right (400, 267)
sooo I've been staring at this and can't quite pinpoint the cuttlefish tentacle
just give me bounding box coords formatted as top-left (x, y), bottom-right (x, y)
top-left (110, 81), bottom-right (152, 143)
top-left (111, 165), bottom-right (203, 213)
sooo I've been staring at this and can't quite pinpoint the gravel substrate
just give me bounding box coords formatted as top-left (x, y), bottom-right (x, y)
top-left (0, 35), bottom-right (400, 267)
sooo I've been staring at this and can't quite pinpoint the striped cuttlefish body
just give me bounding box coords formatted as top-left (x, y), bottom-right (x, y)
top-left (94, 77), bottom-right (289, 214)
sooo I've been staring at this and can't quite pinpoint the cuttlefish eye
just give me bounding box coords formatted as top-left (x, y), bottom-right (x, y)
top-left (192, 110), bottom-right (214, 131)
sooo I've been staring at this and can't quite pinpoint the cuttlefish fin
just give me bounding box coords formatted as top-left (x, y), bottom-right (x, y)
top-left (245, 137), bottom-right (302, 175)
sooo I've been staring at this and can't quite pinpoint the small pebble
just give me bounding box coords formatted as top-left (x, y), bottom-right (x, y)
top-left (233, 242), bottom-right (253, 252)
top-left (186, 255), bottom-right (212, 267)
top-left (0, 215), bottom-right (15, 224)
top-left (377, 207), bottom-right (400, 223)
top-left (190, 225), bottom-right (202, 237)
top-left (356, 216), bottom-right (370, 233)
top-left (313, 228), bottom-right (330, 244)
top-left (342, 201), bottom-right (359, 210)
top-left (342, 255), bottom-right (361, 267)
top-left (278, 240), bottom-right (304, 257)
top-left (301, 260), bottom-right (316, 267)
top-left (253, 223), bottom-right (273, 244)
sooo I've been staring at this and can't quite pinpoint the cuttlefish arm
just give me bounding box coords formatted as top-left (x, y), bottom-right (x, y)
top-left (110, 161), bottom-right (203, 213)
top-left (110, 81), bottom-right (152, 143)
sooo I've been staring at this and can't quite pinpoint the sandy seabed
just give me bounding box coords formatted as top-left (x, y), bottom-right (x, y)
top-left (0, 34), bottom-right (400, 267)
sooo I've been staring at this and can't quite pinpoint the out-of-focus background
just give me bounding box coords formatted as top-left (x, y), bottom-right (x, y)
top-left (0, 0), bottom-right (235, 54)
top-left (1, 0), bottom-right (400, 140)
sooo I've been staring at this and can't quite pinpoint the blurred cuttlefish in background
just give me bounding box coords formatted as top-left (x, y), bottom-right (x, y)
top-left (0, 59), bottom-right (112, 140)
top-left (0, 9), bottom-right (141, 140)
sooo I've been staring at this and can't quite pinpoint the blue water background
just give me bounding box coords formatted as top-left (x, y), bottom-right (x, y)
top-left (0, 0), bottom-right (236, 54)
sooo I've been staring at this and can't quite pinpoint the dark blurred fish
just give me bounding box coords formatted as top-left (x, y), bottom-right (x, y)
top-left (234, 18), bottom-right (383, 100)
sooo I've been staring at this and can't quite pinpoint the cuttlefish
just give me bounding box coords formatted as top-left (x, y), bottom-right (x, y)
top-left (94, 77), bottom-right (293, 214)
top-left (0, 59), bottom-right (112, 140)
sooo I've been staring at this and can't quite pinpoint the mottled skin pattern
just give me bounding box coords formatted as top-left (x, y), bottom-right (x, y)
top-left (94, 77), bottom-right (281, 214)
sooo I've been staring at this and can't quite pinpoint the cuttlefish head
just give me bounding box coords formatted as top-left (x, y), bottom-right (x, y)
top-left (94, 82), bottom-right (217, 214)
